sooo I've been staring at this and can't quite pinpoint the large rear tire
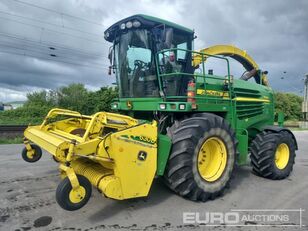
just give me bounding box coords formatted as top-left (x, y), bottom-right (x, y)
top-left (250, 130), bottom-right (296, 179)
top-left (164, 113), bottom-right (236, 201)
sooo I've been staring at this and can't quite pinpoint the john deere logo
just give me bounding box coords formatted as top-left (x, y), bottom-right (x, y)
top-left (138, 151), bottom-right (147, 161)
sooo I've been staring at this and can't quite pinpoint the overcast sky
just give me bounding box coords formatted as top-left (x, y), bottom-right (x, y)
top-left (0, 0), bottom-right (307, 102)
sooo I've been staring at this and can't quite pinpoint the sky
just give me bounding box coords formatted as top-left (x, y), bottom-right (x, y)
top-left (0, 0), bottom-right (307, 102)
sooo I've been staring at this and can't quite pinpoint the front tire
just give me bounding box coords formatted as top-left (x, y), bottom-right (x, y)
top-left (21, 144), bottom-right (42, 163)
top-left (250, 130), bottom-right (296, 179)
top-left (56, 175), bottom-right (92, 211)
top-left (164, 113), bottom-right (236, 201)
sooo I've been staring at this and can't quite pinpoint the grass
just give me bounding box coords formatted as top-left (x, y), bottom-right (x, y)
top-left (289, 127), bottom-right (308, 131)
top-left (284, 120), bottom-right (299, 127)
top-left (0, 136), bottom-right (23, 144)
top-left (274, 120), bottom-right (308, 130)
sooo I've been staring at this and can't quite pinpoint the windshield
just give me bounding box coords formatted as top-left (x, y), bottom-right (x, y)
top-left (115, 29), bottom-right (159, 98)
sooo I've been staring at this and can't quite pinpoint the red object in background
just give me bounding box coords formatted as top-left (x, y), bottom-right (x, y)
top-left (187, 81), bottom-right (197, 109)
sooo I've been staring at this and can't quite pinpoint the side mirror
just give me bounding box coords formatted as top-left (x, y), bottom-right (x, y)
top-left (108, 46), bottom-right (114, 75)
top-left (159, 27), bottom-right (173, 50)
top-left (164, 28), bottom-right (173, 49)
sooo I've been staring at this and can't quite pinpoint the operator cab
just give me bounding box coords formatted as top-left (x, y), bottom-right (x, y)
top-left (104, 14), bottom-right (194, 98)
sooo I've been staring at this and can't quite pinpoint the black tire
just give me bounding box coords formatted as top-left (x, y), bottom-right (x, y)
top-left (250, 130), bottom-right (296, 179)
top-left (164, 113), bottom-right (236, 201)
top-left (52, 155), bottom-right (60, 163)
top-left (56, 174), bottom-right (92, 211)
top-left (21, 144), bottom-right (42, 163)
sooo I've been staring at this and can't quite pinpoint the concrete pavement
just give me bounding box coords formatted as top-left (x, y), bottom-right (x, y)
top-left (0, 131), bottom-right (307, 231)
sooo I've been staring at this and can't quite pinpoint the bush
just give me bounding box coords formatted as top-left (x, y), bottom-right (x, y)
top-left (0, 105), bottom-right (52, 125)
top-left (0, 84), bottom-right (117, 125)
top-left (84, 87), bottom-right (118, 114)
top-left (57, 83), bottom-right (88, 113)
top-left (274, 92), bottom-right (303, 121)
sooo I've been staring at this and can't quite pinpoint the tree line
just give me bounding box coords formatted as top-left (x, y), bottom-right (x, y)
top-left (0, 84), bottom-right (117, 125)
top-left (274, 92), bottom-right (303, 121)
top-left (0, 83), bottom-right (303, 125)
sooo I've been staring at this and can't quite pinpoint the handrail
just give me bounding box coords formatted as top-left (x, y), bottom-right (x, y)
top-left (155, 47), bottom-right (232, 102)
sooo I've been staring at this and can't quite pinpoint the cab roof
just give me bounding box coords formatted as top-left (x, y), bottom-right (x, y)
top-left (104, 14), bottom-right (194, 42)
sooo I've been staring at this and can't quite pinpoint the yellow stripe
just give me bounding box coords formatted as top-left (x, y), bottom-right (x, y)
top-left (195, 90), bottom-right (269, 103)
top-left (196, 89), bottom-right (229, 97)
top-left (234, 97), bottom-right (270, 103)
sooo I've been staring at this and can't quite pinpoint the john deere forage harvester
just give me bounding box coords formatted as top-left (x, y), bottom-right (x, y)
top-left (22, 15), bottom-right (297, 210)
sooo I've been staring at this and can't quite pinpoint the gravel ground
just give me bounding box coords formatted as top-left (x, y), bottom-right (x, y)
top-left (0, 131), bottom-right (307, 231)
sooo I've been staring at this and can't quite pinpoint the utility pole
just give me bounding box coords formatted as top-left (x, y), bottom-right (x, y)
top-left (303, 73), bottom-right (308, 121)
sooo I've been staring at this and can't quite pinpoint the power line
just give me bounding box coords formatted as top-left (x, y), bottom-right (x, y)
top-left (0, 49), bottom-right (110, 70)
top-left (0, 10), bottom-right (103, 38)
top-left (0, 32), bottom-right (107, 59)
top-left (0, 37), bottom-right (108, 61)
top-left (0, 16), bottom-right (104, 44)
top-left (0, 38), bottom-right (101, 59)
top-left (9, 0), bottom-right (103, 26)
top-left (0, 41), bottom-right (109, 67)
top-left (0, 1), bottom-right (114, 73)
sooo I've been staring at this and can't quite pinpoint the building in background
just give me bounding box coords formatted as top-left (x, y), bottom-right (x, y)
top-left (0, 102), bottom-right (13, 111)
top-left (300, 74), bottom-right (308, 129)
top-left (10, 101), bottom-right (25, 109)
top-left (303, 74), bottom-right (308, 121)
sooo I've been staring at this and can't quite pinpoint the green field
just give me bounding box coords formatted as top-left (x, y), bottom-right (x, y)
top-left (0, 136), bottom-right (23, 144)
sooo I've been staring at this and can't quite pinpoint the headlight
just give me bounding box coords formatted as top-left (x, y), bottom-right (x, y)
top-left (132, 20), bottom-right (141, 28)
top-left (159, 104), bottom-right (166, 110)
top-left (179, 104), bottom-right (186, 110)
top-left (112, 103), bottom-right (118, 109)
top-left (126, 21), bottom-right (133, 29)
top-left (104, 32), bottom-right (109, 39)
top-left (120, 23), bottom-right (125, 30)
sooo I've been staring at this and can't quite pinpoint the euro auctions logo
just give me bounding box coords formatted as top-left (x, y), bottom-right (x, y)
top-left (183, 209), bottom-right (305, 227)
top-left (183, 211), bottom-right (241, 225)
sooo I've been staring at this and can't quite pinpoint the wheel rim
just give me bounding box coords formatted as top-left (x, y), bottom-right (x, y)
top-left (26, 150), bottom-right (35, 159)
top-left (197, 137), bottom-right (227, 182)
top-left (69, 186), bottom-right (86, 203)
top-left (275, 143), bottom-right (290, 170)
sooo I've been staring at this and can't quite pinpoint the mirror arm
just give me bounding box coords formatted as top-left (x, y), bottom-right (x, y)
top-left (108, 45), bottom-right (115, 75)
